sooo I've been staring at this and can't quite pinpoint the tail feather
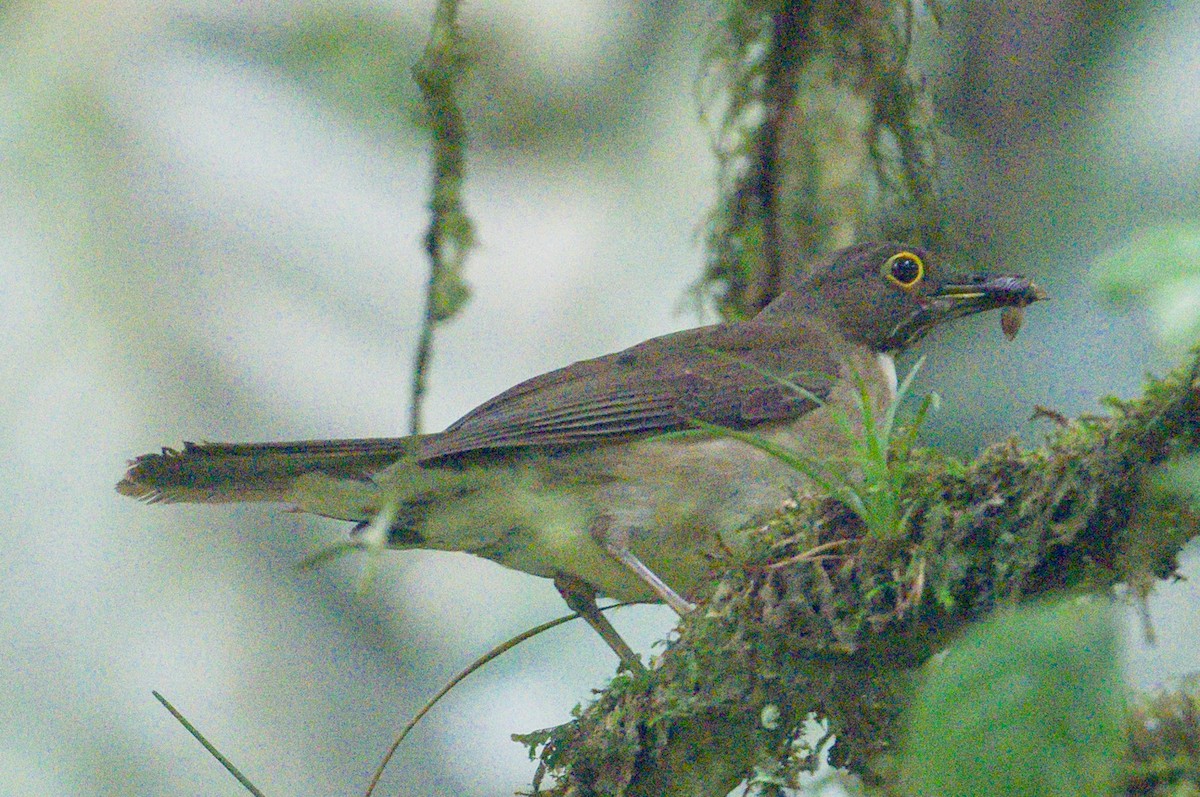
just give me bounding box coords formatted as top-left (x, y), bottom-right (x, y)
top-left (117, 437), bottom-right (419, 504)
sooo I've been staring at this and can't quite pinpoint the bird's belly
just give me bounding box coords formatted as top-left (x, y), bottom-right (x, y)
top-left (383, 348), bottom-right (892, 603)
top-left (570, 420), bottom-right (823, 599)
top-left (552, 365), bottom-right (893, 600)
top-left (392, 433), bottom-right (811, 604)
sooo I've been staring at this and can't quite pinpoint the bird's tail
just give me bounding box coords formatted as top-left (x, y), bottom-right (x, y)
top-left (116, 437), bottom-right (420, 510)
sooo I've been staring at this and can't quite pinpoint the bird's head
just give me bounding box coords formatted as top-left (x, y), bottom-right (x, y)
top-left (764, 242), bottom-right (1047, 352)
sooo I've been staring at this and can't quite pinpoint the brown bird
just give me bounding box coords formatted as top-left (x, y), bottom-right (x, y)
top-left (118, 242), bottom-right (1044, 667)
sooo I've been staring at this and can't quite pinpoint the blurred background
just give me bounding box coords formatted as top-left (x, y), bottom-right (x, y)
top-left (2, 1), bottom-right (1199, 795)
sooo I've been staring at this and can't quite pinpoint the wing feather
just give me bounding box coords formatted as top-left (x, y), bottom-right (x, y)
top-left (418, 318), bottom-right (842, 463)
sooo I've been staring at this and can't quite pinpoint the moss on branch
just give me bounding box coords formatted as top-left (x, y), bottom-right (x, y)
top-left (517, 351), bottom-right (1200, 797)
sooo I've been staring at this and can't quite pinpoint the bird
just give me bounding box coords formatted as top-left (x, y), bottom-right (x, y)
top-left (118, 242), bottom-right (1044, 667)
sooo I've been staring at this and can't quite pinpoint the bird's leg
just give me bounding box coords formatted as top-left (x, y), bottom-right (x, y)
top-left (554, 575), bottom-right (645, 673)
top-left (604, 544), bottom-right (696, 615)
top-left (591, 517), bottom-right (695, 615)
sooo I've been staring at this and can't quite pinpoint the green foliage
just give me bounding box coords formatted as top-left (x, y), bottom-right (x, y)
top-left (1126, 676), bottom-right (1200, 795)
top-left (185, 8), bottom-right (424, 135)
top-left (1092, 224), bottom-right (1200, 351)
top-left (697, 357), bottom-right (936, 547)
top-left (695, 0), bottom-right (774, 318)
top-left (900, 597), bottom-right (1124, 797)
top-left (412, 0), bottom-right (474, 324)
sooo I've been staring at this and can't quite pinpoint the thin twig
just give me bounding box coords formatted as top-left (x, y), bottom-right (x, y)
top-left (765, 538), bottom-right (852, 569)
top-left (152, 691), bottom-right (268, 797)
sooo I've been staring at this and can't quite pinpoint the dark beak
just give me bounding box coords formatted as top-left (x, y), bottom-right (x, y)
top-left (888, 274), bottom-right (1047, 349)
top-left (936, 275), bottom-right (1048, 312)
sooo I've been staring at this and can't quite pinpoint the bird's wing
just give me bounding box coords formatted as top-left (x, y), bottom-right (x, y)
top-left (418, 318), bottom-right (843, 463)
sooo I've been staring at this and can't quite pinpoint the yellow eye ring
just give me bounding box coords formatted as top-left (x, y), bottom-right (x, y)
top-left (882, 251), bottom-right (924, 289)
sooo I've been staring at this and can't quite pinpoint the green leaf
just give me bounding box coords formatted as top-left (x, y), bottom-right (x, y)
top-left (900, 597), bottom-right (1124, 797)
top-left (1092, 224), bottom-right (1200, 350)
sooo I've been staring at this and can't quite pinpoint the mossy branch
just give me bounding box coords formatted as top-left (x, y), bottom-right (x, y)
top-left (409, 0), bottom-right (474, 434)
top-left (518, 350), bottom-right (1200, 797)
top-left (700, 0), bottom-right (939, 319)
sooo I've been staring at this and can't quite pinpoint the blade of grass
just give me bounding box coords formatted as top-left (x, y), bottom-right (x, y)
top-left (700, 346), bottom-right (836, 407)
top-left (295, 539), bottom-right (364, 571)
top-left (893, 391), bottom-right (938, 464)
top-left (690, 419), bottom-right (847, 497)
top-left (152, 691), bottom-right (268, 797)
top-left (363, 603), bottom-right (636, 797)
top-left (690, 419), bottom-right (870, 519)
top-left (695, 355), bottom-right (937, 544)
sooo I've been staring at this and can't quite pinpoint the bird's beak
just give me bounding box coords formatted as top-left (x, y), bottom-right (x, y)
top-left (934, 275), bottom-right (1048, 314)
top-left (889, 274), bottom-right (1048, 349)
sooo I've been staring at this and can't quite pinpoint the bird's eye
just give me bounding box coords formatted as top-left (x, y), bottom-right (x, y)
top-left (882, 251), bottom-right (924, 289)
